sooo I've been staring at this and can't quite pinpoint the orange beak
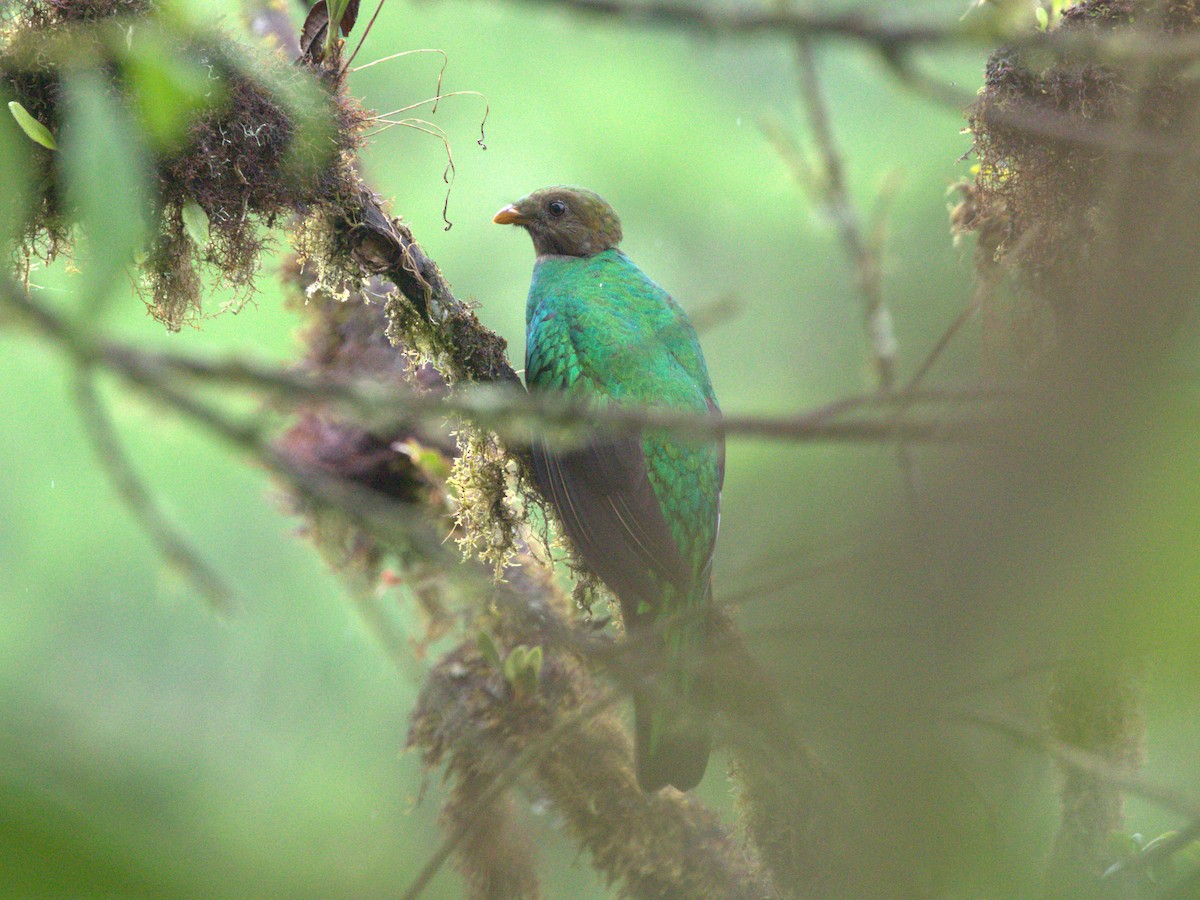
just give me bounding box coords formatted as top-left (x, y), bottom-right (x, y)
top-left (492, 204), bottom-right (528, 225)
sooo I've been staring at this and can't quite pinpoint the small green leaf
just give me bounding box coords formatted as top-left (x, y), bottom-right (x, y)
top-left (1035, 6), bottom-right (1049, 30)
top-left (476, 631), bottom-right (502, 669)
top-left (0, 95), bottom-right (35, 244)
top-left (395, 440), bottom-right (452, 481)
top-left (501, 644), bottom-right (542, 696)
top-left (519, 645), bottom-right (543, 694)
top-left (525, 645), bottom-right (543, 680)
top-left (181, 200), bottom-right (210, 247)
top-left (1142, 832), bottom-right (1180, 854)
top-left (503, 645), bottom-right (528, 686)
top-left (7, 101), bottom-right (57, 150)
top-left (1141, 831), bottom-right (1181, 885)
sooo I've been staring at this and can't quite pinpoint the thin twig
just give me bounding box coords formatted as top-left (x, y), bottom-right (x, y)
top-left (792, 36), bottom-right (898, 391)
top-left (786, 36), bottom-right (914, 502)
top-left (341, 0), bottom-right (389, 75)
top-left (340, 570), bottom-right (429, 683)
top-left (902, 299), bottom-right (981, 394)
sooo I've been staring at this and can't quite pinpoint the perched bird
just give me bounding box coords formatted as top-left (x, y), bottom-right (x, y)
top-left (494, 186), bottom-right (724, 791)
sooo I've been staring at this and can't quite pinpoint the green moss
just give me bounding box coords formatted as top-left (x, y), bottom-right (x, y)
top-left (445, 428), bottom-right (520, 578)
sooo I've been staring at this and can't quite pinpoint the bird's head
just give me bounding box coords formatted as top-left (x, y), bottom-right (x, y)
top-left (493, 186), bottom-right (623, 258)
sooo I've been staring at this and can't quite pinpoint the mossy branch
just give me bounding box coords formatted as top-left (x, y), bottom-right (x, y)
top-left (407, 575), bottom-right (777, 900)
top-left (441, 768), bottom-right (543, 900)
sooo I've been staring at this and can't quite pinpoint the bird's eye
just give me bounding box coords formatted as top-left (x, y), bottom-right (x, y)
top-left (547, 200), bottom-right (568, 218)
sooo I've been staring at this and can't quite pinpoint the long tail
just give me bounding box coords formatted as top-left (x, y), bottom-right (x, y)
top-left (632, 589), bottom-right (714, 792)
top-left (633, 681), bottom-right (712, 792)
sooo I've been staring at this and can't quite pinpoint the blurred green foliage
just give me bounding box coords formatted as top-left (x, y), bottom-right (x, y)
top-left (2, 0), bottom-right (1199, 896)
top-left (61, 69), bottom-right (151, 307)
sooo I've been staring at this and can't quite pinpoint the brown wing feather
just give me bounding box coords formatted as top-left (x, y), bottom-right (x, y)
top-left (531, 434), bottom-right (691, 625)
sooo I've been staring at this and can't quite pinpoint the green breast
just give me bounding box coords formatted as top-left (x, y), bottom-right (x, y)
top-left (525, 249), bottom-right (721, 582)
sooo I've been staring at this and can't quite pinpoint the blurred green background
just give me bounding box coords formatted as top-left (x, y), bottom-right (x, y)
top-left (3, 0), bottom-right (1195, 896)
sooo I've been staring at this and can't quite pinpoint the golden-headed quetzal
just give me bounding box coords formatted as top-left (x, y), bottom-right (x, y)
top-left (494, 186), bottom-right (723, 791)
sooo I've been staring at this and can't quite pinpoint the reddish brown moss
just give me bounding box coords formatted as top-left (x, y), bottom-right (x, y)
top-left (1, 0), bottom-right (370, 328)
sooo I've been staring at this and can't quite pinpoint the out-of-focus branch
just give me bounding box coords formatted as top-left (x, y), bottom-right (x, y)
top-left (145, 349), bottom-right (996, 442)
top-left (71, 365), bottom-right (237, 616)
top-left (523, 0), bottom-right (1200, 162)
top-left (960, 705), bottom-right (1182, 820)
top-left (506, 0), bottom-right (1200, 66)
top-left (0, 282), bottom-right (1003, 444)
top-left (0, 278), bottom-right (461, 574)
top-left (501, 0), bottom-right (984, 49)
top-left (901, 298), bottom-right (981, 394)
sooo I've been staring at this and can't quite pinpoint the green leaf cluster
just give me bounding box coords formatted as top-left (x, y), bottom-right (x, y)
top-left (478, 631), bottom-right (544, 697)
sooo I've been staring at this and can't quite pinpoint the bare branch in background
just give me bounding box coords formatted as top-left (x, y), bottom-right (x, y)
top-left (502, 0), bottom-right (977, 49)
top-left (787, 37), bottom-right (899, 392)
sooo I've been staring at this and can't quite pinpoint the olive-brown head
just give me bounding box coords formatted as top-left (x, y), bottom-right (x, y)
top-left (493, 185), bottom-right (623, 258)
